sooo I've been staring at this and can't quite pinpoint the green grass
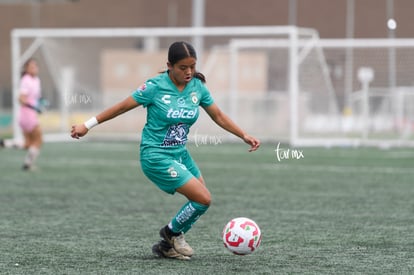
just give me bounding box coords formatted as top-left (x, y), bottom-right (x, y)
top-left (1, 141), bottom-right (414, 274)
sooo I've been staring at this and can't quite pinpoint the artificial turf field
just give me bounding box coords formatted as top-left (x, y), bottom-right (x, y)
top-left (1, 141), bottom-right (413, 274)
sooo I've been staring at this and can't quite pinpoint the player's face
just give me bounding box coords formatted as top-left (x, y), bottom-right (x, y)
top-left (168, 57), bottom-right (196, 88)
top-left (26, 60), bottom-right (39, 76)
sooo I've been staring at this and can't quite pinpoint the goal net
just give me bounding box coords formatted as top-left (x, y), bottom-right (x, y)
top-left (317, 39), bottom-right (414, 147)
top-left (11, 26), bottom-right (414, 147)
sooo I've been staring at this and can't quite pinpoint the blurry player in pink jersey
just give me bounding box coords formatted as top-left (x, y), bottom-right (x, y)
top-left (1, 58), bottom-right (43, 169)
top-left (13, 58), bottom-right (43, 171)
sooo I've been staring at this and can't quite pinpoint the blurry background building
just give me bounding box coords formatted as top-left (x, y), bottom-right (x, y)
top-left (1, 0), bottom-right (414, 107)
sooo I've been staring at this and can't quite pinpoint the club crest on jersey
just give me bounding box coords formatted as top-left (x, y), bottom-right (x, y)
top-left (191, 92), bottom-right (198, 104)
top-left (168, 167), bottom-right (178, 178)
top-left (161, 123), bottom-right (190, 147)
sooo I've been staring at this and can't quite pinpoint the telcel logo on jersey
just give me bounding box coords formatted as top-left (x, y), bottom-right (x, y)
top-left (167, 108), bottom-right (198, 119)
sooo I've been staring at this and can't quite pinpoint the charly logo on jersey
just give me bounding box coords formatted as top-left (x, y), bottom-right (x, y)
top-left (161, 123), bottom-right (190, 147)
top-left (162, 95), bottom-right (171, 104)
top-left (190, 92), bottom-right (198, 104)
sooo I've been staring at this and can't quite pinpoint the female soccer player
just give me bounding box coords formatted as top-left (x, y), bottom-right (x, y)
top-left (70, 41), bottom-right (260, 260)
top-left (20, 59), bottom-right (44, 170)
top-left (1, 58), bottom-right (44, 170)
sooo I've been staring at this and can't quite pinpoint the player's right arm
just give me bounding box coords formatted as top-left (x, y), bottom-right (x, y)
top-left (71, 96), bottom-right (140, 139)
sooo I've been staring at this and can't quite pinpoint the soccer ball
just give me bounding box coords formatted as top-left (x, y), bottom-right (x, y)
top-left (222, 217), bottom-right (262, 255)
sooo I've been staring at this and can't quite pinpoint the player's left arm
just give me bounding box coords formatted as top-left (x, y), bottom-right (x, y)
top-left (203, 103), bottom-right (260, 152)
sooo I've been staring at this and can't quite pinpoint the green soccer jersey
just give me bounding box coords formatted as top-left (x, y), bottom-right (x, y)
top-left (132, 71), bottom-right (214, 158)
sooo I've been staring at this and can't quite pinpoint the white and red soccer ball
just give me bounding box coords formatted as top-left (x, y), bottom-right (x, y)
top-left (222, 217), bottom-right (262, 255)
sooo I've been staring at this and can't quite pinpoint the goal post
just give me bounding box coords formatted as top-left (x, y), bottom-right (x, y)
top-left (226, 37), bottom-right (414, 148)
top-left (228, 35), bottom-right (338, 146)
top-left (11, 25), bottom-right (317, 144)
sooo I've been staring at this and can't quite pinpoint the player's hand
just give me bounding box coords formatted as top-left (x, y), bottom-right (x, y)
top-left (243, 134), bottom-right (260, 152)
top-left (71, 124), bottom-right (88, 139)
top-left (24, 103), bottom-right (43, 114)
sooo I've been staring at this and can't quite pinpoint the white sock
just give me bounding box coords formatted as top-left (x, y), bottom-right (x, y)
top-left (24, 146), bottom-right (40, 167)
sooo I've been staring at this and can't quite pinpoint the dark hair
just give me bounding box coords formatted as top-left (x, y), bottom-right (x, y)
top-left (21, 58), bottom-right (36, 78)
top-left (168, 41), bottom-right (206, 83)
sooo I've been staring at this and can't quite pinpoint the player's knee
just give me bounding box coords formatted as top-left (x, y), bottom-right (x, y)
top-left (203, 197), bottom-right (211, 207)
top-left (193, 189), bottom-right (211, 206)
top-left (200, 190), bottom-right (211, 206)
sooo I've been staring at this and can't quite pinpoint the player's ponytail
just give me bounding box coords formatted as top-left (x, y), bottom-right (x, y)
top-left (168, 41), bottom-right (206, 83)
top-left (193, 71), bottom-right (206, 83)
